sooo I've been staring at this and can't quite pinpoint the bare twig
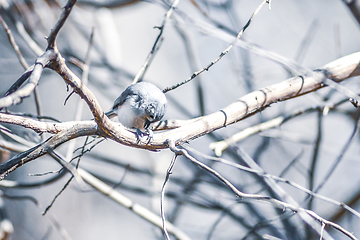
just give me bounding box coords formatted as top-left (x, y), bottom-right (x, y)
top-left (46, 0), bottom-right (77, 49)
top-left (168, 141), bottom-right (357, 239)
top-left (314, 111), bottom-right (360, 192)
top-left (163, 0), bottom-right (271, 93)
top-left (186, 146), bottom-right (360, 219)
top-left (13, 18), bottom-right (43, 56)
top-left (307, 109), bottom-right (323, 220)
top-left (132, 0), bottom-right (180, 84)
top-left (209, 93), bottom-right (360, 156)
top-left (174, 5), bottom-right (306, 74)
top-left (168, 140), bottom-right (276, 200)
top-left (6, 111), bottom-right (61, 122)
top-left (0, 113), bottom-right (93, 134)
top-left (174, 23), bottom-right (205, 116)
top-left (46, 148), bottom-right (87, 190)
top-left (0, 15), bottom-right (29, 69)
top-left (0, 170), bottom-right (66, 188)
top-left (160, 154), bottom-right (178, 240)
top-left (42, 176), bottom-right (72, 215)
top-left (0, 14), bottom-right (43, 125)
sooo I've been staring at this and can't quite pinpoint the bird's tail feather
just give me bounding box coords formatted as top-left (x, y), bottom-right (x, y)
top-left (105, 109), bottom-right (117, 119)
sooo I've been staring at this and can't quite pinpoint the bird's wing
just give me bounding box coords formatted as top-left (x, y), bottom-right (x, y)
top-left (112, 87), bottom-right (133, 109)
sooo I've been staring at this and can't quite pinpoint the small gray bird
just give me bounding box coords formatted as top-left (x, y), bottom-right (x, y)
top-left (106, 81), bottom-right (167, 143)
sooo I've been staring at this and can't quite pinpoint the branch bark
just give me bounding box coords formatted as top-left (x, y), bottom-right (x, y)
top-left (1, 52), bottom-right (359, 179)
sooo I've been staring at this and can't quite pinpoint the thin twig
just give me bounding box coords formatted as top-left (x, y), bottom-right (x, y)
top-left (132, 0), bottom-right (180, 84)
top-left (1, 66), bottom-right (33, 98)
top-left (6, 111), bottom-right (61, 122)
top-left (163, 0), bottom-right (271, 93)
top-left (168, 140), bottom-right (278, 200)
top-left (174, 23), bottom-right (205, 116)
top-left (46, 148), bottom-right (87, 190)
top-left (307, 109), bottom-right (323, 220)
top-left (44, 136), bottom-right (94, 215)
top-left (294, 19), bottom-right (319, 64)
top-left (43, 176), bottom-right (73, 215)
top-left (185, 146), bottom-right (360, 219)
top-left (168, 141), bottom-right (357, 239)
top-left (314, 111), bottom-right (360, 192)
top-left (47, 0), bottom-right (77, 49)
top-left (161, 154), bottom-right (178, 240)
top-left (0, 15), bottom-right (44, 125)
top-left (0, 15), bottom-right (29, 69)
top-left (320, 222), bottom-right (325, 240)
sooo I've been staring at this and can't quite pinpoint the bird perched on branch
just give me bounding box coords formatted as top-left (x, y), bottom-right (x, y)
top-left (106, 81), bottom-right (167, 143)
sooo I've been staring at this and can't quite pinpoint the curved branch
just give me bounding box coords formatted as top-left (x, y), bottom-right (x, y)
top-left (0, 113), bottom-right (91, 134)
top-left (2, 52), bottom-right (360, 148)
top-left (0, 52), bottom-right (359, 179)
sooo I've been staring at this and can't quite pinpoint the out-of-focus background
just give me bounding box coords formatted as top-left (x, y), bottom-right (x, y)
top-left (0, 0), bottom-right (360, 239)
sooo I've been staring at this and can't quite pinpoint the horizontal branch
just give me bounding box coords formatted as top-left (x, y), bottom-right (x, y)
top-left (152, 51), bottom-right (360, 146)
top-left (0, 113), bottom-right (94, 134)
top-left (2, 52), bottom-right (360, 150)
top-left (102, 52), bottom-right (360, 149)
top-left (0, 52), bottom-right (359, 180)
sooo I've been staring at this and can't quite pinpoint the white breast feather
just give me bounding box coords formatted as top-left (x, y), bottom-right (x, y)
top-left (116, 101), bottom-right (145, 129)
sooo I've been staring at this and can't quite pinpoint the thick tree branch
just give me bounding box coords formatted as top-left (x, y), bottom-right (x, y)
top-left (154, 52), bottom-right (360, 145)
top-left (0, 113), bottom-right (89, 134)
top-left (0, 52), bottom-right (359, 180)
top-left (2, 52), bottom-right (360, 146)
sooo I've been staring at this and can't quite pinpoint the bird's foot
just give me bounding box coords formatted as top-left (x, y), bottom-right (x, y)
top-left (136, 128), bottom-right (153, 144)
